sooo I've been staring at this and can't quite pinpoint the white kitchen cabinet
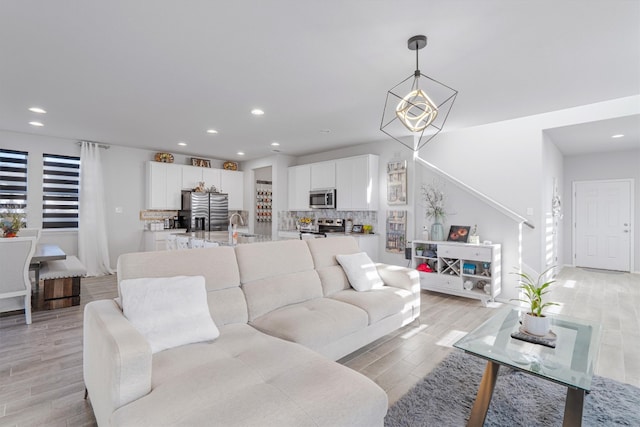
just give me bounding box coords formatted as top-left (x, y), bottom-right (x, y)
top-left (288, 164), bottom-right (311, 210)
top-left (183, 165), bottom-right (221, 192)
top-left (181, 165), bottom-right (202, 191)
top-left (411, 240), bottom-right (501, 305)
top-left (310, 161), bottom-right (335, 190)
top-left (336, 154), bottom-right (379, 211)
top-left (146, 162), bottom-right (182, 209)
top-left (220, 170), bottom-right (244, 210)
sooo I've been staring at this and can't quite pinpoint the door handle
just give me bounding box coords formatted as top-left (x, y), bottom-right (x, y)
top-left (623, 230), bottom-right (629, 233)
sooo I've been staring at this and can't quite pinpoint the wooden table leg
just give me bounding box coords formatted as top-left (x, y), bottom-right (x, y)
top-left (563, 387), bottom-right (585, 427)
top-left (467, 361), bottom-right (500, 427)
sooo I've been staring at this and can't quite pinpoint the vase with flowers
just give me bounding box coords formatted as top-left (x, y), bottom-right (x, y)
top-left (421, 182), bottom-right (447, 241)
top-left (297, 216), bottom-right (313, 231)
top-left (1, 207), bottom-right (25, 238)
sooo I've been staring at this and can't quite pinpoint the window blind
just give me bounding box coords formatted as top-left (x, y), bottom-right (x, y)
top-left (0, 149), bottom-right (28, 223)
top-left (42, 153), bottom-right (80, 229)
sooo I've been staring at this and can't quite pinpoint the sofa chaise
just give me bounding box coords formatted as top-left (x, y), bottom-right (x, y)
top-left (83, 236), bottom-right (420, 426)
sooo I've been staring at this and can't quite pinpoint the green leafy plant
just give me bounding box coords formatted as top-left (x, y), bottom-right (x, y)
top-left (511, 266), bottom-right (558, 317)
top-left (1, 206), bottom-right (25, 237)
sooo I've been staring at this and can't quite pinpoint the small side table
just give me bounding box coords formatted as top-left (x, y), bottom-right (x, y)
top-left (454, 308), bottom-right (601, 427)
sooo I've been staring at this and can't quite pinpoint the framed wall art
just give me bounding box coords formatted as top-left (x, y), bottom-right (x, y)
top-left (385, 210), bottom-right (406, 254)
top-left (387, 160), bottom-right (407, 205)
top-left (447, 225), bottom-right (471, 242)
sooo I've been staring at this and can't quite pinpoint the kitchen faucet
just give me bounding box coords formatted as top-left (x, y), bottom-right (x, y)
top-left (229, 212), bottom-right (245, 226)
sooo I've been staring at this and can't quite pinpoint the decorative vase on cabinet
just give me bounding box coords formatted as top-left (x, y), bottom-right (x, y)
top-left (430, 219), bottom-right (444, 241)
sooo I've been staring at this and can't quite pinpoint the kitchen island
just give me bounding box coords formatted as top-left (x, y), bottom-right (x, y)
top-left (172, 230), bottom-right (293, 246)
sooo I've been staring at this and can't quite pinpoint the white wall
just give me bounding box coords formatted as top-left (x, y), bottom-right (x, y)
top-left (541, 133), bottom-right (565, 269)
top-left (563, 148), bottom-right (640, 272)
top-left (412, 96), bottom-right (639, 272)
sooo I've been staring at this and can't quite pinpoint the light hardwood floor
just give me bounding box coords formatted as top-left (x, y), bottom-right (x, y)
top-left (0, 267), bottom-right (638, 426)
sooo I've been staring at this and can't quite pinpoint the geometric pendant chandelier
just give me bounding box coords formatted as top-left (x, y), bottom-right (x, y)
top-left (380, 35), bottom-right (458, 152)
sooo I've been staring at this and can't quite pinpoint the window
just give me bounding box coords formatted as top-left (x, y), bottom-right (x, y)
top-left (42, 153), bottom-right (80, 229)
top-left (0, 149), bottom-right (28, 224)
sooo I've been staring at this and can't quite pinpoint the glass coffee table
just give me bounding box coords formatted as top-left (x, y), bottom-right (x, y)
top-left (454, 307), bottom-right (601, 427)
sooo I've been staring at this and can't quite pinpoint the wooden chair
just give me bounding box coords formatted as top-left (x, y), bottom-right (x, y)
top-left (0, 236), bottom-right (36, 324)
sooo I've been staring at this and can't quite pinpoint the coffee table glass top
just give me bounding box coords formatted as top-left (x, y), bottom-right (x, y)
top-left (454, 307), bottom-right (601, 390)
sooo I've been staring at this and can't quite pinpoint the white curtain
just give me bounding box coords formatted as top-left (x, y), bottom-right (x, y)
top-left (79, 141), bottom-right (114, 276)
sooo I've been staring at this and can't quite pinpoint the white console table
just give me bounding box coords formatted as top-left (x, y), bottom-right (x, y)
top-left (411, 240), bottom-right (501, 304)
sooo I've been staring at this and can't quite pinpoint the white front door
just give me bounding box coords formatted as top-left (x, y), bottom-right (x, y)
top-left (574, 180), bottom-right (632, 271)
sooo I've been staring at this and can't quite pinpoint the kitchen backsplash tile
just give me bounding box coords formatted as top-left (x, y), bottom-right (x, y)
top-left (278, 211), bottom-right (377, 231)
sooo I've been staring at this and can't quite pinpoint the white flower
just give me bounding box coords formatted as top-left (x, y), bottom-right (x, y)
top-left (421, 182), bottom-right (447, 221)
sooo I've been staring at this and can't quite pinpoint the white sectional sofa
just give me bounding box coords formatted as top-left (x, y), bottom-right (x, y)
top-left (83, 236), bottom-right (420, 426)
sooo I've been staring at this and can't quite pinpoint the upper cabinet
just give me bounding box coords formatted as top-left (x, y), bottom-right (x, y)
top-left (310, 161), bottom-right (335, 189)
top-left (146, 162), bottom-right (182, 210)
top-left (287, 154), bottom-right (379, 212)
top-left (336, 154), bottom-right (379, 211)
top-left (288, 164), bottom-right (311, 210)
top-left (148, 162), bottom-right (244, 211)
top-left (220, 170), bottom-right (244, 210)
top-left (182, 165), bottom-right (221, 191)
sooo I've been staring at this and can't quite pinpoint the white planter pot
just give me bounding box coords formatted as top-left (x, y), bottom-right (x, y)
top-left (522, 313), bottom-right (550, 336)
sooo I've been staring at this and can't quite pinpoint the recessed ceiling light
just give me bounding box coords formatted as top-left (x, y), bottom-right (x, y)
top-left (28, 107), bottom-right (46, 114)
top-left (611, 134), bottom-right (625, 138)
top-left (206, 129), bottom-right (218, 134)
top-left (237, 151), bottom-right (245, 156)
top-left (178, 141), bottom-right (187, 146)
top-left (29, 121), bottom-right (44, 127)
top-left (270, 142), bottom-right (280, 146)
top-left (251, 109), bottom-right (264, 116)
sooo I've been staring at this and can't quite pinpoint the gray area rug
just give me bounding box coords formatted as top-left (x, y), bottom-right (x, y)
top-left (385, 350), bottom-right (640, 426)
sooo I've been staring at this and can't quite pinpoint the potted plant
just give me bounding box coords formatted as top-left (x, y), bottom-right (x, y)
top-left (415, 246), bottom-right (425, 256)
top-left (512, 266), bottom-right (558, 336)
top-left (1, 207), bottom-right (25, 238)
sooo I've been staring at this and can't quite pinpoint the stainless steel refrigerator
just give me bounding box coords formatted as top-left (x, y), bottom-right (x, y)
top-left (180, 191), bottom-right (229, 232)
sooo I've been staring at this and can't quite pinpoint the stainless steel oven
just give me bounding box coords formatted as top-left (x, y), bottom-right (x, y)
top-left (309, 189), bottom-right (336, 209)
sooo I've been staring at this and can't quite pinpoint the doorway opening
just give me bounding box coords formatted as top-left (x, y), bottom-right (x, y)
top-left (254, 166), bottom-right (272, 236)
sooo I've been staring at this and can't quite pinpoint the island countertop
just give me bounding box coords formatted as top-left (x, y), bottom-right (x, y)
top-left (171, 231), bottom-right (293, 245)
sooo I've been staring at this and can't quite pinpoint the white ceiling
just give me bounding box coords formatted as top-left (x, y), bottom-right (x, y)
top-left (1, 1), bottom-right (639, 161)
top-left (545, 115), bottom-right (640, 156)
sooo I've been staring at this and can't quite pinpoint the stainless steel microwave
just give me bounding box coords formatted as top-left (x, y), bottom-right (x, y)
top-left (309, 189), bottom-right (336, 209)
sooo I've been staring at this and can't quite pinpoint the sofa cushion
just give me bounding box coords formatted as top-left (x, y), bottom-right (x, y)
top-left (306, 236), bottom-right (362, 295)
top-left (117, 246), bottom-right (247, 326)
top-left (236, 240), bottom-right (324, 321)
top-left (111, 324), bottom-right (388, 427)
top-left (250, 298), bottom-right (369, 353)
top-left (336, 252), bottom-right (384, 291)
top-left (120, 276), bottom-right (220, 354)
top-left (329, 287), bottom-right (410, 324)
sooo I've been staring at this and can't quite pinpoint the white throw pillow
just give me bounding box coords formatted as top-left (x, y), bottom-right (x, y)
top-left (120, 275), bottom-right (220, 353)
top-left (336, 252), bottom-right (384, 292)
